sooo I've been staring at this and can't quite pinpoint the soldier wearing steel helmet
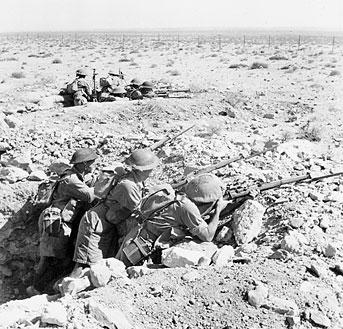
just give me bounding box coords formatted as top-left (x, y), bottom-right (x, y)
top-left (126, 78), bottom-right (143, 100)
top-left (66, 69), bottom-right (92, 106)
top-left (99, 70), bottom-right (124, 102)
top-left (70, 148), bottom-right (159, 277)
top-left (27, 148), bottom-right (98, 296)
top-left (139, 81), bottom-right (155, 98)
top-left (116, 173), bottom-right (229, 267)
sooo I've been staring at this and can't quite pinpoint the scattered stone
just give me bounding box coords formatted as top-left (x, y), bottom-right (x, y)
top-left (235, 243), bottom-right (257, 256)
top-left (0, 166), bottom-right (29, 183)
top-left (248, 285), bottom-right (269, 307)
top-left (286, 315), bottom-right (300, 326)
top-left (4, 115), bottom-right (21, 128)
top-left (59, 276), bottom-right (91, 296)
top-left (48, 160), bottom-right (71, 175)
top-left (181, 270), bottom-right (200, 282)
top-left (88, 299), bottom-right (134, 329)
top-left (323, 192), bottom-right (343, 203)
top-left (105, 258), bottom-right (127, 278)
top-left (268, 249), bottom-right (290, 261)
top-left (216, 226), bottom-right (233, 243)
top-left (309, 191), bottom-right (324, 202)
top-left (289, 217), bottom-right (304, 229)
top-left (28, 170), bottom-right (48, 181)
top-left (90, 262), bottom-right (112, 287)
top-left (310, 309), bottom-right (331, 328)
top-left (323, 243), bottom-right (337, 258)
top-left (212, 245), bottom-right (234, 266)
top-left (149, 285), bottom-right (163, 297)
top-left (41, 302), bottom-right (68, 326)
top-left (127, 266), bottom-right (151, 279)
top-left (162, 247), bottom-right (207, 268)
top-left (265, 295), bottom-right (299, 316)
top-left (333, 263), bottom-right (343, 275)
top-left (263, 113), bottom-right (274, 119)
top-left (6, 153), bottom-right (32, 171)
top-left (232, 200), bottom-right (265, 245)
top-left (308, 261), bottom-right (328, 278)
top-left (280, 231), bottom-right (308, 254)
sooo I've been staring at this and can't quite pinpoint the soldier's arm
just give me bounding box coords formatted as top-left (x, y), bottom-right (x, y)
top-left (63, 176), bottom-right (95, 203)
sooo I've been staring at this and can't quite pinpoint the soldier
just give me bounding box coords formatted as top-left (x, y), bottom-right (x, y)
top-left (66, 69), bottom-right (92, 106)
top-left (127, 78), bottom-right (143, 100)
top-left (27, 148), bottom-right (98, 296)
top-left (70, 149), bottom-right (159, 277)
top-left (139, 81), bottom-right (155, 98)
top-left (116, 173), bottom-right (229, 267)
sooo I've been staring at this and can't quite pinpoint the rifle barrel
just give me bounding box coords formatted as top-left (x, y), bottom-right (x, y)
top-left (149, 125), bottom-right (195, 151)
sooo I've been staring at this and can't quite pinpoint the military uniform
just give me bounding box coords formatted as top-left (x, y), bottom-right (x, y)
top-left (73, 173), bottom-right (143, 266)
top-left (73, 78), bottom-right (91, 106)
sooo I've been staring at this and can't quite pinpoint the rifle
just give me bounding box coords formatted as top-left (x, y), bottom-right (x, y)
top-left (155, 89), bottom-right (192, 99)
top-left (172, 144), bottom-right (278, 190)
top-left (217, 171), bottom-right (343, 226)
top-left (92, 68), bottom-right (98, 102)
top-left (149, 125), bottom-right (195, 151)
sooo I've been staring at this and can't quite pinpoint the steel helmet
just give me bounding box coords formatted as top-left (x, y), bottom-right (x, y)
top-left (185, 173), bottom-right (223, 204)
top-left (140, 81), bottom-right (154, 90)
top-left (70, 148), bottom-right (98, 164)
top-left (125, 149), bottom-right (159, 171)
top-left (130, 90), bottom-right (143, 100)
top-left (76, 69), bottom-right (87, 77)
top-left (111, 86), bottom-right (126, 95)
top-left (130, 78), bottom-right (142, 86)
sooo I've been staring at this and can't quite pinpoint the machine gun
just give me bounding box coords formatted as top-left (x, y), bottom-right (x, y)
top-left (92, 68), bottom-right (98, 102)
top-left (217, 170), bottom-right (343, 225)
top-left (155, 89), bottom-right (192, 99)
top-left (172, 144), bottom-right (278, 190)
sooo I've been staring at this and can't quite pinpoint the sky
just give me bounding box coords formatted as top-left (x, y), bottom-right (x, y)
top-left (0, 0), bottom-right (342, 33)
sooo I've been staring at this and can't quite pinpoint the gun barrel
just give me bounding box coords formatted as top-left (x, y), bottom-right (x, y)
top-left (149, 125), bottom-right (194, 151)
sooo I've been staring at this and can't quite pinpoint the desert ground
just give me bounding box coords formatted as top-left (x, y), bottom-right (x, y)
top-left (0, 31), bottom-right (342, 328)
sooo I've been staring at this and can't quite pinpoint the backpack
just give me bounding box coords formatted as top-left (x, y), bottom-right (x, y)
top-left (93, 163), bottom-right (127, 199)
top-left (139, 184), bottom-right (178, 221)
top-left (34, 177), bottom-right (61, 208)
top-left (66, 79), bottom-right (79, 94)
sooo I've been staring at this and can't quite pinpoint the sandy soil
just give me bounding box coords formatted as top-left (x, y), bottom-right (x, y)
top-left (0, 32), bottom-right (342, 328)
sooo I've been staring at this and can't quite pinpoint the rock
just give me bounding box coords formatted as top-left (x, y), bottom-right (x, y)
top-left (48, 160), bottom-right (71, 175)
top-left (212, 245), bottom-right (234, 266)
top-left (59, 276), bottom-right (91, 296)
top-left (289, 217), bottom-right (304, 229)
top-left (334, 263), bottom-right (343, 275)
top-left (309, 191), bottom-right (324, 202)
top-left (173, 240), bottom-right (218, 259)
top-left (309, 261), bottom-right (328, 278)
top-left (265, 295), bottom-right (299, 316)
top-left (28, 170), bottom-right (48, 181)
top-left (248, 285), bottom-right (269, 307)
top-left (105, 258), bottom-right (127, 278)
top-left (127, 266), bottom-right (151, 279)
top-left (319, 217), bottom-right (330, 230)
top-left (232, 200), bottom-right (265, 245)
top-left (90, 262), bottom-right (112, 287)
top-left (268, 249), bottom-right (290, 261)
top-left (181, 270), bottom-right (200, 282)
top-left (235, 243), bottom-right (257, 255)
top-left (6, 153), bottom-right (32, 171)
top-left (88, 299), bottom-right (134, 329)
top-left (0, 141), bottom-right (10, 152)
top-left (0, 116), bottom-right (10, 134)
top-left (162, 247), bottom-right (207, 268)
top-left (41, 302), bottom-right (68, 326)
top-left (310, 310), bottom-right (331, 328)
top-left (280, 231), bottom-right (308, 254)
top-left (0, 166), bottom-right (29, 183)
top-left (263, 113), bottom-right (274, 119)
top-left (4, 115), bottom-right (21, 128)
top-left (286, 315), bottom-right (300, 326)
top-left (323, 192), bottom-right (343, 203)
top-left (215, 226), bottom-right (233, 243)
top-left (323, 243), bottom-right (337, 258)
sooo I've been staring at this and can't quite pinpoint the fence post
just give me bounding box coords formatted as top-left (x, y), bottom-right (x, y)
top-left (197, 35), bottom-right (200, 48)
top-left (243, 35), bottom-right (246, 50)
top-left (331, 36), bottom-right (335, 53)
top-left (297, 35), bottom-right (301, 51)
top-left (121, 34), bottom-right (125, 52)
top-left (268, 35), bottom-right (271, 48)
top-left (218, 34), bottom-right (222, 51)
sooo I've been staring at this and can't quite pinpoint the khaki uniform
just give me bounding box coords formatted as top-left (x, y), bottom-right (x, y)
top-left (73, 78), bottom-right (91, 106)
top-left (73, 173), bottom-right (142, 265)
top-left (116, 195), bottom-right (208, 266)
top-left (99, 76), bottom-right (122, 102)
top-left (39, 168), bottom-right (95, 259)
